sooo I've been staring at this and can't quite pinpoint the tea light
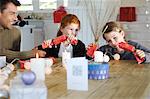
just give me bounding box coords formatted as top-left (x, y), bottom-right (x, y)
top-left (103, 54), bottom-right (110, 62)
top-left (62, 50), bottom-right (71, 68)
top-left (113, 53), bottom-right (120, 60)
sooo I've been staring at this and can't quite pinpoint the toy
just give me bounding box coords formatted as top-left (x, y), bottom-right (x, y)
top-left (118, 42), bottom-right (145, 64)
top-left (86, 43), bottom-right (98, 58)
top-left (42, 35), bottom-right (78, 49)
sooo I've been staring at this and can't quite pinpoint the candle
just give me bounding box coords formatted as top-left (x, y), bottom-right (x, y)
top-left (113, 53), bottom-right (120, 60)
top-left (30, 53), bottom-right (45, 81)
top-left (62, 50), bottom-right (71, 68)
top-left (103, 54), bottom-right (110, 62)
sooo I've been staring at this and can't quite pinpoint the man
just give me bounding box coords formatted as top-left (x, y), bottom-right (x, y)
top-left (0, 0), bottom-right (46, 62)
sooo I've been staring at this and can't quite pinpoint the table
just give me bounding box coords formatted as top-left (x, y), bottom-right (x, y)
top-left (9, 60), bottom-right (150, 99)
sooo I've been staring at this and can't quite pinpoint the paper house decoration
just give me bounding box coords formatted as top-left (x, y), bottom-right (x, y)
top-left (119, 7), bottom-right (136, 22)
top-left (88, 62), bottom-right (109, 80)
top-left (53, 6), bottom-right (67, 23)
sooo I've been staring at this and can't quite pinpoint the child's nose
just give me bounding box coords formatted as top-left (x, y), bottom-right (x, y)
top-left (13, 15), bottom-right (18, 22)
top-left (111, 40), bottom-right (117, 46)
top-left (72, 31), bottom-right (77, 36)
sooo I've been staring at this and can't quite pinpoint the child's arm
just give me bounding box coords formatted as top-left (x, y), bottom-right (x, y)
top-left (118, 42), bottom-right (145, 64)
top-left (128, 40), bottom-right (150, 63)
top-left (136, 49), bottom-right (150, 63)
top-left (143, 52), bottom-right (150, 63)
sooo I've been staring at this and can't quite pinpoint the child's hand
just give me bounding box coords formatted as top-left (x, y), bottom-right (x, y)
top-left (67, 34), bottom-right (78, 45)
top-left (37, 50), bottom-right (46, 57)
top-left (135, 49), bottom-right (145, 59)
top-left (42, 39), bottom-right (52, 49)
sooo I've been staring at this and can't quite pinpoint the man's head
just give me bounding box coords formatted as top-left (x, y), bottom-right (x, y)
top-left (0, 0), bottom-right (21, 29)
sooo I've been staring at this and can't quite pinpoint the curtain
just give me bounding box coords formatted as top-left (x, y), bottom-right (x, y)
top-left (81, 0), bottom-right (121, 44)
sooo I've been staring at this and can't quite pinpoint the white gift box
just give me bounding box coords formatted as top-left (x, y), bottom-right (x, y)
top-left (10, 79), bottom-right (47, 99)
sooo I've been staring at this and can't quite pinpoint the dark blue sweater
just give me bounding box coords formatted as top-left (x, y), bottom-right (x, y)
top-left (98, 40), bottom-right (150, 63)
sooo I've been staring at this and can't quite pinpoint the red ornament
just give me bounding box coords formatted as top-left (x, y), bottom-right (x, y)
top-left (53, 6), bottom-right (67, 23)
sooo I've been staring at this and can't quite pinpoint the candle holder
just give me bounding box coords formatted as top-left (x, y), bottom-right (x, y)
top-left (88, 62), bottom-right (109, 80)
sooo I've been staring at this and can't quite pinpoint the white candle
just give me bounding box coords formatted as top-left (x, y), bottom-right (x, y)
top-left (62, 50), bottom-right (71, 68)
top-left (103, 54), bottom-right (110, 62)
top-left (30, 58), bottom-right (45, 81)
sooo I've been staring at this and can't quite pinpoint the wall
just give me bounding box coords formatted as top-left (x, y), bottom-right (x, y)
top-left (120, 0), bottom-right (150, 48)
top-left (121, 0), bottom-right (144, 7)
top-left (19, 0), bottom-right (150, 48)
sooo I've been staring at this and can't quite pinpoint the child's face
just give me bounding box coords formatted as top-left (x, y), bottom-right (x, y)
top-left (104, 30), bottom-right (125, 50)
top-left (60, 23), bottom-right (79, 37)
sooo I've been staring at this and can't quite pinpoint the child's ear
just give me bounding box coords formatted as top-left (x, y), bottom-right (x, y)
top-left (60, 27), bottom-right (63, 32)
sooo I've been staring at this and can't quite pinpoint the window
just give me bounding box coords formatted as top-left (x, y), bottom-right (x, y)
top-left (18, 0), bottom-right (68, 11)
top-left (18, 0), bottom-right (33, 11)
top-left (39, 0), bottom-right (57, 10)
top-left (64, 0), bottom-right (68, 7)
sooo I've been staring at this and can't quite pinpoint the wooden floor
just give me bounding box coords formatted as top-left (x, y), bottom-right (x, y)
top-left (8, 59), bottom-right (150, 99)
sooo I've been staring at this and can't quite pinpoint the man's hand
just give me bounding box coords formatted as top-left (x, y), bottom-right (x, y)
top-left (32, 48), bottom-right (46, 58)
